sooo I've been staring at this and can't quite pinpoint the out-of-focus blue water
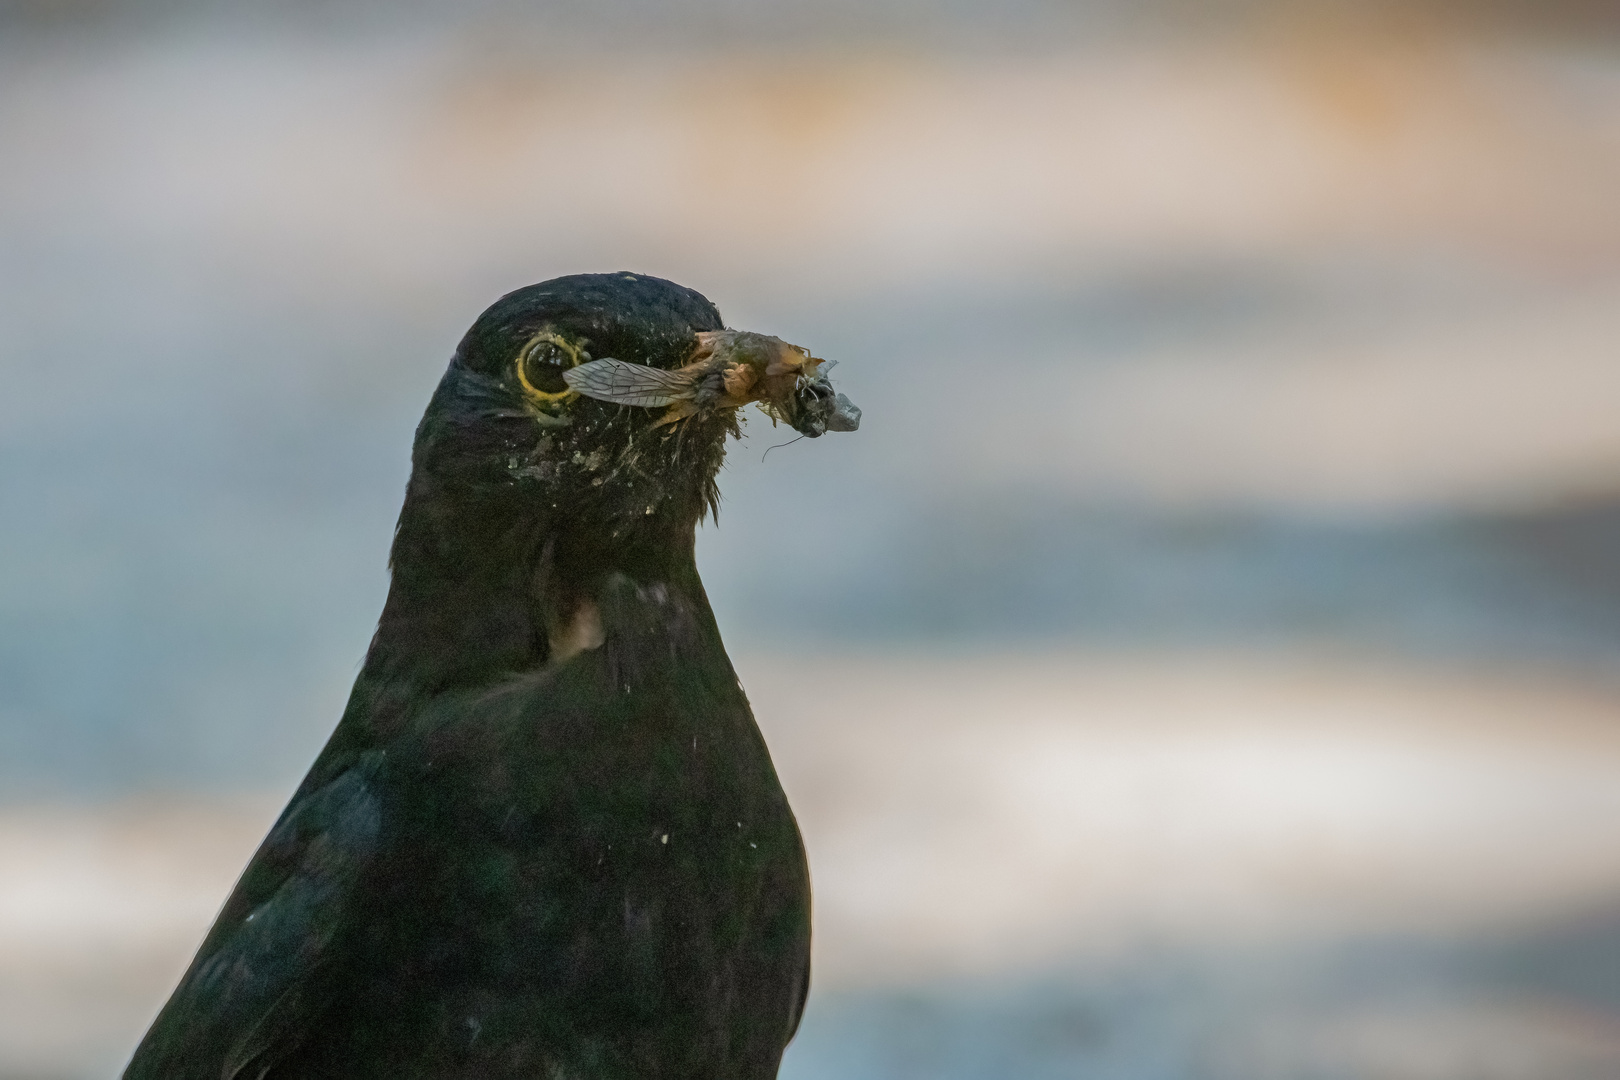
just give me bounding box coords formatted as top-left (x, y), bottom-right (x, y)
top-left (781, 908), bottom-right (1620, 1079)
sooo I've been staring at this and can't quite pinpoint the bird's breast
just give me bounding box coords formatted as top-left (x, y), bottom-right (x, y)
top-left (372, 637), bottom-right (809, 1043)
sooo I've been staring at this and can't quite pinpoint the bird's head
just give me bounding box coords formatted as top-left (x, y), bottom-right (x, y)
top-left (407, 273), bottom-right (856, 563)
top-left (371, 272), bottom-right (861, 686)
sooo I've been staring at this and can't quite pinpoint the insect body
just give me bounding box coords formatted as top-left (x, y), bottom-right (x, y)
top-left (563, 330), bottom-right (860, 438)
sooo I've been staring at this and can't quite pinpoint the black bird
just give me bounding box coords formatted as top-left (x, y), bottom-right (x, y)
top-left (126, 273), bottom-right (858, 1079)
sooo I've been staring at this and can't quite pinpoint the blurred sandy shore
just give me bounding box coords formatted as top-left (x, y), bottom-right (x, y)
top-left (7, 652), bottom-right (1620, 1078)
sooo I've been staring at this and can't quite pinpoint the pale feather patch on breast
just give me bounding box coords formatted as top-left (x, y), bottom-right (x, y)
top-left (548, 599), bottom-right (605, 665)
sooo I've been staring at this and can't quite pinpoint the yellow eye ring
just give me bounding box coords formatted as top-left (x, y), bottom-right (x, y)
top-left (516, 330), bottom-right (582, 405)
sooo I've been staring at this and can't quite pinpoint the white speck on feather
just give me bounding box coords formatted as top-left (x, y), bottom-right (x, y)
top-left (661, 834), bottom-right (669, 844)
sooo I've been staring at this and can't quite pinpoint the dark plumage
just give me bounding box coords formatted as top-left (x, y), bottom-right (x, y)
top-left (126, 274), bottom-right (835, 1079)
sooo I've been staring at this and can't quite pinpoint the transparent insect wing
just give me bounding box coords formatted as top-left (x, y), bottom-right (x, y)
top-left (562, 359), bottom-right (697, 408)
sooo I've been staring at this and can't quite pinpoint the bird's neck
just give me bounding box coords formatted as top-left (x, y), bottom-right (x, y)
top-left (358, 475), bottom-right (705, 709)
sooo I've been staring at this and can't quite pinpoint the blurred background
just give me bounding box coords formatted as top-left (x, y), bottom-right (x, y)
top-left (3, 0), bottom-right (1620, 1076)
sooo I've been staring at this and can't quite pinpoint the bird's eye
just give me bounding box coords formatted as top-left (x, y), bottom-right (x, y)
top-left (516, 331), bottom-right (582, 405)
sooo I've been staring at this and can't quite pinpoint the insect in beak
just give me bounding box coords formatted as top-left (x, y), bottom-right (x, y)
top-left (562, 329), bottom-right (861, 437)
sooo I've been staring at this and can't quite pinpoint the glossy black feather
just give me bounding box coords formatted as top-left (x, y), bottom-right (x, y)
top-left (126, 274), bottom-right (812, 1080)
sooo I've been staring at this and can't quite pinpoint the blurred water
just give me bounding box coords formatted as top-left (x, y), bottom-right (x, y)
top-left (784, 922), bottom-right (1620, 1080)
